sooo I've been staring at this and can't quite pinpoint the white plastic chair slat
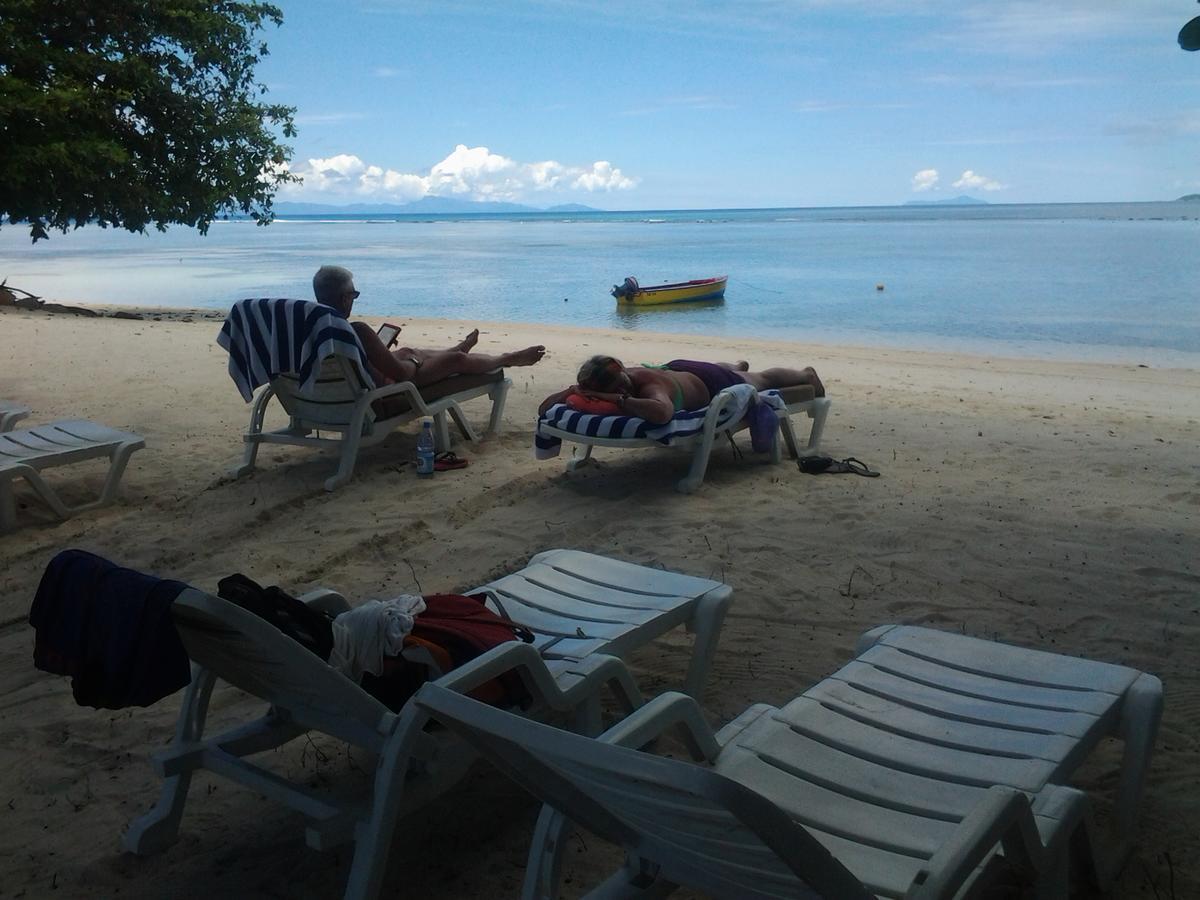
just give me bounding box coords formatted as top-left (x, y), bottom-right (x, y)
top-left (858, 645), bottom-right (1122, 716)
top-left (830, 660), bottom-right (1104, 738)
top-left (772, 696), bottom-right (1056, 793)
top-left (870, 625), bottom-right (1140, 695)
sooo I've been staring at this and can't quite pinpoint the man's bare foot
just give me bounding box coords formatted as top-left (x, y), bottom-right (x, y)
top-left (455, 328), bottom-right (480, 352)
top-left (504, 345), bottom-right (546, 367)
top-left (734, 360), bottom-right (750, 371)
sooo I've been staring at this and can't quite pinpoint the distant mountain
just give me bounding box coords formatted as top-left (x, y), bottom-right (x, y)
top-left (273, 198), bottom-right (600, 215)
top-left (1176, 194), bottom-right (1200, 202)
top-left (904, 195), bottom-right (989, 206)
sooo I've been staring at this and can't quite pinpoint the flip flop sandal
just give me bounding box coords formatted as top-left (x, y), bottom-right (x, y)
top-left (434, 451), bottom-right (469, 471)
top-left (798, 455), bottom-right (880, 477)
top-left (840, 457), bottom-right (880, 477)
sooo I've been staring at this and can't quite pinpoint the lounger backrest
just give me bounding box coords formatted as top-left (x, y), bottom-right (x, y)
top-left (414, 685), bottom-right (870, 900)
top-left (272, 355), bottom-right (377, 429)
top-left (172, 588), bottom-right (392, 748)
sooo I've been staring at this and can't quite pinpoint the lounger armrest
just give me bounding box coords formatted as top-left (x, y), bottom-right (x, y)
top-left (703, 388), bottom-right (740, 429)
top-left (910, 785), bottom-right (1066, 899)
top-left (433, 642), bottom-right (629, 715)
top-left (298, 588), bottom-right (351, 616)
top-left (597, 691), bottom-right (721, 762)
top-left (364, 380), bottom-right (430, 412)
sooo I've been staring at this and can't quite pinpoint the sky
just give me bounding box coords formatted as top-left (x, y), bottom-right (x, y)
top-left (256, 0), bottom-right (1200, 210)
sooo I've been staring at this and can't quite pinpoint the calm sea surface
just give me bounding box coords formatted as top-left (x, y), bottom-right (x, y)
top-left (3, 202), bottom-right (1198, 366)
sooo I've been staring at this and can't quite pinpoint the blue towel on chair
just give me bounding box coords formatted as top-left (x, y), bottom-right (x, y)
top-left (216, 298), bottom-right (374, 402)
top-left (30, 549), bottom-right (192, 709)
top-left (535, 383), bottom-right (764, 459)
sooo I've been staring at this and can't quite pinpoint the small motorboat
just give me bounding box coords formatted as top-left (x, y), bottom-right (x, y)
top-left (611, 275), bottom-right (727, 306)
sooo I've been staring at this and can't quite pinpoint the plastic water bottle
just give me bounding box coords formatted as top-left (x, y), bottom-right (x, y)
top-left (416, 419), bottom-right (436, 476)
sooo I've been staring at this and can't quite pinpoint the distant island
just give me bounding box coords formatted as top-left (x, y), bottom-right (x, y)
top-left (903, 195), bottom-right (989, 207)
top-left (1177, 194), bottom-right (1200, 202)
top-left (273, 198), bottom-right (601, 215)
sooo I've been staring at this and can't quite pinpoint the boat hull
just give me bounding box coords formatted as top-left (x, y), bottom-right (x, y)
top-left (616, 276), bottom-right (727, 306)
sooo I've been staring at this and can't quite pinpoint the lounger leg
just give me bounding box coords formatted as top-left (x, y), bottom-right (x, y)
top-left (443, 403), bottom-right (480, 444)
top-left (777, 412), bottom-right (801, 460)
top-left (1112, 673), bottom-right (1163, 858)
top-left (524, 806), bottom-right (570, 900)
top-left (566, 443), bottom-right (595, 472)
top-left (432, 410), bottom-right (453, 451)
top-left (486, 378), bottom-right (511, 434)
top-left (231, 386), bottom-right (275, 478)
top-left (676, 432), bottom-right (716, 494)
top-left (97, 440), bottom-right (140, 506)
top-left (0, 477), bottom-right (16, 533)
top-left (343, 709), bottom-right (427, 900)
top-left (122, 668), bottom-right (216, 855)
top-left (805, 397), bottom-right (831, 454)
top-left (682, 589), bottom-right (733, 700)
top-left (325, 420), bottom-right (366, 491)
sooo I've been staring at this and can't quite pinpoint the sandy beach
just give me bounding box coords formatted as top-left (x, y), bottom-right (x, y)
top-left (1, 303), bottom-right (1197, 898)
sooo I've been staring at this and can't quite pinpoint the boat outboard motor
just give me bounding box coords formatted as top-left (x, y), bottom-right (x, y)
top-left (611, 276), bottom-right (640, 299)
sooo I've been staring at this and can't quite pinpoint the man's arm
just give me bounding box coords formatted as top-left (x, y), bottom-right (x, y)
top-left (585, 386), bottom-right (674, 424)
top-left (351, 321), bottom-right (417, 384)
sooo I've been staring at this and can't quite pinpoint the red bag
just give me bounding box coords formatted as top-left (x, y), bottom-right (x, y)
top-left (364, 593), bottom-right (534, 710)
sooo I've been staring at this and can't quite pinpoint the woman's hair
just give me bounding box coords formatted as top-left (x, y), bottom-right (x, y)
top-left (576, 355), bottom-right (625, 391)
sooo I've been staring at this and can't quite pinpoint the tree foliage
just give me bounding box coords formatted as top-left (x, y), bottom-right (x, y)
top-left (0, 0), bottom-right (297, 241)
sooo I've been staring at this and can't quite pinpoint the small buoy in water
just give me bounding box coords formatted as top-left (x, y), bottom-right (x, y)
top-left (563, 297), bottom-right (569, 302)
top-left (875, 283), bottom-right (885, 291)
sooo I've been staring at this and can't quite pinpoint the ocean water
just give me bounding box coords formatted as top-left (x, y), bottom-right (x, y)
top-left (3, 202), bottom-right (1198, 366)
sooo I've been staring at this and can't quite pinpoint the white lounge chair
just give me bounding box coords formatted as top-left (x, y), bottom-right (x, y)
top-left (218, 297), bottom-right (512, 491)
top-left (0, 419), bottom-right (145, 533)
top-left (233, 355), bottom-right (511, 491)
top-left (122, 549), bottom-right (732, 899)
top-left (0, 400), bottom-right (30, 432)
top-left (415, 625), bottom-right (1162, 898)
top-left (415, 686), bottom-right (1099, 899)
top-left (537, 384), bottom-right (831, 493)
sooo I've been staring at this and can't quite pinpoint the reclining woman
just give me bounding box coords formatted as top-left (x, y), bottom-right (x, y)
top-left (539, 355), bottom-right (825, 425)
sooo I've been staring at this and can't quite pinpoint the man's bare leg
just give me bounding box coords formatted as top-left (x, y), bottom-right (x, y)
top-left (411, 346), bottom-right (546, 386)
top-left (454, 329), bottom-right (480, 353)
top-left (742, 366), bottom-right (825, 397)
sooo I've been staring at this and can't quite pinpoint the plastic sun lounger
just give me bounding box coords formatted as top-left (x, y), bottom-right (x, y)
top-left (0, 400), bottom-right (30, 432)
top-left (414, 624), bottom-right (1162, 899)
top-left (122, 550), bottom-right (732, 900)
top-left (0, 419), bottom-right (145, 533)
top-left (542, 385), bottom-right (831, 494)
top-left (233, 355), bottom-right (511, 491)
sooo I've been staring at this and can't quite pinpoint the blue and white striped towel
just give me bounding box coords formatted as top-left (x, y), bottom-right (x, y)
top-left (216, 298), bottom-right (374, 402)
top-left (535, 383), bottom-right (781, 459)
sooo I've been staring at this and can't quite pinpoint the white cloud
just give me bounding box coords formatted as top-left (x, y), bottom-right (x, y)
top-left (953, 169), bottom-right (1006, 191)
top-left (284, 144), bottom-right (638, 202)
top-left (571, 161), bottom-right (637, 192)
top-left (911, 168), bottom-right (939, 192)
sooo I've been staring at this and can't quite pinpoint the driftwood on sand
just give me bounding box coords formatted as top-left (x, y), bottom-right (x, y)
top-left (1, 279), bottom-right (100, 317)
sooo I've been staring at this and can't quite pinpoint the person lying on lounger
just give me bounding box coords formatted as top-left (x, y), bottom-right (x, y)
top-left (539, 355), bottom-right (825, 425)
top-left (313, 265), bottom-right (546, 386)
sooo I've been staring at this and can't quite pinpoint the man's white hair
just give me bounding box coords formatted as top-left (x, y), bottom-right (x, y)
top-left (313, 265), bottom-right (355, 304)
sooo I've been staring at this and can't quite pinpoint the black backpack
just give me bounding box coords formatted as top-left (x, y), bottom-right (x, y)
top-left (216, 573), bottom-right (336, 661)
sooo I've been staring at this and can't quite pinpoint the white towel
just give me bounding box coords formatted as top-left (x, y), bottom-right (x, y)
top-left (328, 594), bottom-right (426, 682)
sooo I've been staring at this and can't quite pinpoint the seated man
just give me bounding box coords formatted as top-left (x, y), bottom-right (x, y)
top-left (313, 265), bottom-right (546, 386)
top-left (539, 355), bottom-right (825, 425)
